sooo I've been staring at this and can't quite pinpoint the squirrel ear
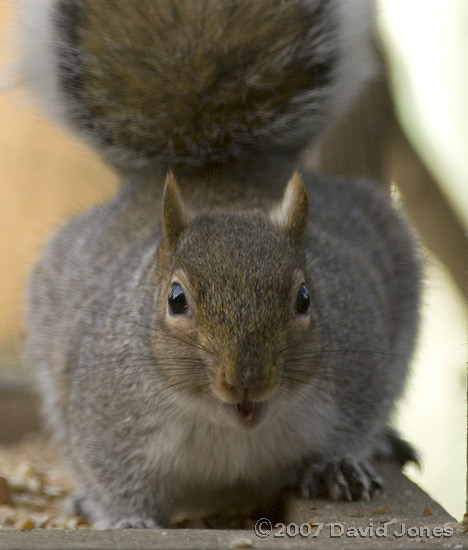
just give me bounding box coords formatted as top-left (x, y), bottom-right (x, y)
top-left (161, 172), bottom-right (187, 250)
top-left (270, 171), bottom-right (309, 250)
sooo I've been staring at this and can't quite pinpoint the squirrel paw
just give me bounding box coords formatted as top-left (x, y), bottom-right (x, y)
top-left (112, 517), bottom-right (159, 529)
top-left (300, 457), bottom-right (382, 501)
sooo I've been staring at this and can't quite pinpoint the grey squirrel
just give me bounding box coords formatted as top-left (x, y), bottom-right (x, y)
top-left (20, 0), bottom-right (420, 528)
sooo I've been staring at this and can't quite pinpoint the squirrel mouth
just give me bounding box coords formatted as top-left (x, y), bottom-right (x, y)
top-left (232, 401), bottom-right (265, 429)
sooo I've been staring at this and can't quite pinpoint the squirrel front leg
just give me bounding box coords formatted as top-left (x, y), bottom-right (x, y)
top-left (299, 429), bottom-right (416, 501)
top-left (300, 457), bottom-right (382, 501)
top-left (67, 465), bottom-right (170, 529)
top-left (65, 427), bottom-right (172, 528)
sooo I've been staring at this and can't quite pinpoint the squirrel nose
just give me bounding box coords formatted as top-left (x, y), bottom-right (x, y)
top-left (215, 355), bottom-right (276, 403)
top-left (225, 358), bottom-right (271, 394)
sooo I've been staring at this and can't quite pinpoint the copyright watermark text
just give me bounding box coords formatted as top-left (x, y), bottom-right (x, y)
top-left (254, 519), bottom-right (454, 540)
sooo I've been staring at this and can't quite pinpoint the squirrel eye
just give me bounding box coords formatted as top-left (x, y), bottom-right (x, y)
top-left (168, 283), bottom-right (188, 315)
top-left (295, 284), bottom-right (310, 315)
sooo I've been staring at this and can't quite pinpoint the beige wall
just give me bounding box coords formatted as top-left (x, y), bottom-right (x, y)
top-left (0, 2), bottom-right (116, 347)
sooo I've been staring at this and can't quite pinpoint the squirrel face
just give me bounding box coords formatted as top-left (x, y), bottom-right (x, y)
top-left (154, 173), bottom-right (315, 429)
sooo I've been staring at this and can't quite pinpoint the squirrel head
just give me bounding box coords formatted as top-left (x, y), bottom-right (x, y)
top-left (155, 172), bottom-right (314, 429)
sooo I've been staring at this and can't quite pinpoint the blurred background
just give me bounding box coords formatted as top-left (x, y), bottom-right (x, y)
top-left (378, 0), bottom-right (467, 522)
top-left (0, 0), bottom-right (466, 521)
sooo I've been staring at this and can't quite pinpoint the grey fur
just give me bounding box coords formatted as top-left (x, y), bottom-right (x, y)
top-left (25, 167), bottom-right (420, 527)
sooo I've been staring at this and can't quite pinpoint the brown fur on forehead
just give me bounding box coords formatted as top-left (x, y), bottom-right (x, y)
top-left (55, 0), bottom-right (338, 166)
top-left (172, 212), bottom-right (302, 326)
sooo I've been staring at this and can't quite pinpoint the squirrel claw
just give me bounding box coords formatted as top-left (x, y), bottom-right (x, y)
top-left (301, 457), bottom-right (382, 502)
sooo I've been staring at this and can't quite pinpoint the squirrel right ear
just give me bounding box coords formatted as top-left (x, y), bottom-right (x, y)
top-left (161, 172), bottom-right (187, 251)
top-left (270, 172), bottom-right (309, 251)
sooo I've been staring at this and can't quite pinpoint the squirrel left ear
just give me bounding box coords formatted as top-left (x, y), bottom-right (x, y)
top-left (161, 172), bottom-right (187, 251)
top-left (270, 171), bottom-right (309, 250)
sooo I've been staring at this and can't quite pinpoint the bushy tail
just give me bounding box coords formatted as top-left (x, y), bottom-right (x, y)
top-left (17, 0), bottom-right (375, 170)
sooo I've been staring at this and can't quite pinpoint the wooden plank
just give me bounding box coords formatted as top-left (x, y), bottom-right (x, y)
top-left (0, 464), bottom-right (466, 549)
top-left (0, 523), bottom-right (466, 550)
top-left (0, 526), bottom-right (466, 550)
